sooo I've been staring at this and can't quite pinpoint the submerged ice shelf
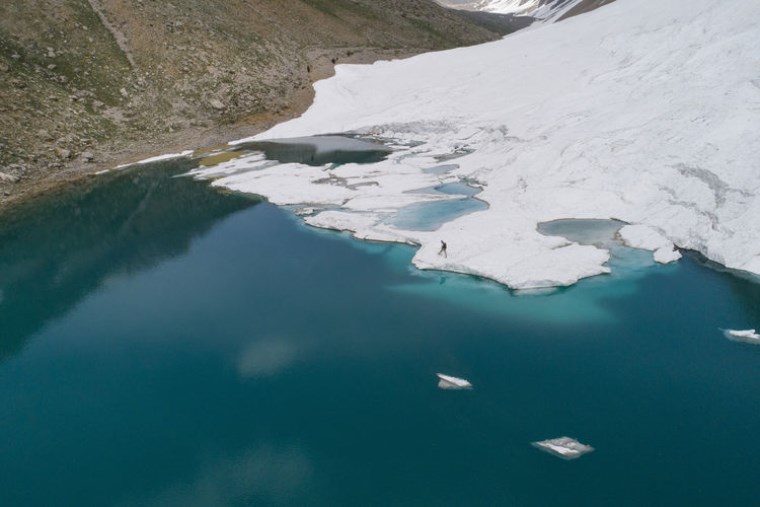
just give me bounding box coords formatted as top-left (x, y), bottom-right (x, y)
top-left (384, 185), bottom-right (488, 232)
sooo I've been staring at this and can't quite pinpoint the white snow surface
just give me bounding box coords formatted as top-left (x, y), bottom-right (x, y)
top-left (115, 150), bottom-right (194, 169)
top-left (451, 0), bottom-right (583, 19)
top-left (199, 0), bottom-right (760, 289)
top-left (618, 225), bottom-right (682, 264)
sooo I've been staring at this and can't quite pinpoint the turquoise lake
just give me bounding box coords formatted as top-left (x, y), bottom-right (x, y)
top-left (0, 159), bottom-right (759, 506)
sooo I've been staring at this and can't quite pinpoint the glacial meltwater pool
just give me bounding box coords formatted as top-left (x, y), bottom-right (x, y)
top-left (0, 159), bottom-right (759, 506)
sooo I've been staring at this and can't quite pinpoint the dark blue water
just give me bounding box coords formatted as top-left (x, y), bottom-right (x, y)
top-left (233, 135), bottom-right (391, 166)
top-left (0, 160), bottom-right (759, 506)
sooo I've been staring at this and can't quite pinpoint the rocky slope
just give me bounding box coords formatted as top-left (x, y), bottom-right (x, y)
top-left (0, 0), bottom-right (505, 205)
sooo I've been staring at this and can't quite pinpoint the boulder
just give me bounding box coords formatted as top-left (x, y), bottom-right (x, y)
top-left (56, 148), bottom-right (72, 160)
top-left (0, 172), bottom-right (18, 183)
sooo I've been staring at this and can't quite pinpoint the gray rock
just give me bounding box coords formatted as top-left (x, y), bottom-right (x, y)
top-left (209, 98), bottom-right (225, 110)
top-left (0, 172), bottom-right (18, 183)
top-left (56, 148), bottom-right (72, 160)
top-left (81, 151), bottom-right (95, 163)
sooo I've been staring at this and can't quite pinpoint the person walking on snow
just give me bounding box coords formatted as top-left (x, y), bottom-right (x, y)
top-left (439, 240), bottom-right (447, 258)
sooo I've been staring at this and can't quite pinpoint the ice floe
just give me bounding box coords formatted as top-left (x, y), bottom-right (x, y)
top-left (723, 329), bottom-right (760, 344)
top-left (532, 437), bottom-right (594, 460)
top-left (192, 0), bottom-right (760, 289)
top-left (436, 373), bottom-right (473, 390)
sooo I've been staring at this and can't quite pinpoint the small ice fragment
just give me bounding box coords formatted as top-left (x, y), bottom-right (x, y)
top-left (723, 328), bottom-right (760, 344)
top-left (295, 207), bottom-right (318, 217)
top-left (532, 437), bottom-right (594, 460)
top-left (436, 373), bottom-right (472, 390)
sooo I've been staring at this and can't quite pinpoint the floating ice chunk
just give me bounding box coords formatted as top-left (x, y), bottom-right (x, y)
top-left (436, 373), bottom-right (473, 390)
top-left (532, 437), bottom-right (594, 460)
top-left (723, 328), bottom-right (760, 344)
top-left (653, 246), bottom-right (682, 264)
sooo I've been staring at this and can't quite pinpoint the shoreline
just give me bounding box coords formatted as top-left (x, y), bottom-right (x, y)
top-left (0, 47), bottom-right (421, 214)
top-left (0, 72), bottom-right (312, 212)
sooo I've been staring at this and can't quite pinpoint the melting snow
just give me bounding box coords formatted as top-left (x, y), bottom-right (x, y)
top-left (194, 0), bottom-right (760, 289)
top-left (115, 150), bottom-right (194, 169)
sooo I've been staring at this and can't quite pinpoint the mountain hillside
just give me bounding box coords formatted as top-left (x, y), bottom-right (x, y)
top-left (0, 0), bottom-right (504, 204)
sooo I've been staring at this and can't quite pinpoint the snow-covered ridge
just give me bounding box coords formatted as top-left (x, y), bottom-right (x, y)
top-left (196, 0), bottom-right (760, 289)
top-left (438, 0), bottom-right (587, 21)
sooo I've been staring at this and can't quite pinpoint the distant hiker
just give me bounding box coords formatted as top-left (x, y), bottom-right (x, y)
top-left (307, 64), bottom-right (311, 73)
top-left (439, 240), bottom-right (447, 258)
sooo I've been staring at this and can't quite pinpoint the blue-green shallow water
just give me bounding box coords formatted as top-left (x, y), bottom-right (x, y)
top-left (0, 161), bottom-right (759, 506)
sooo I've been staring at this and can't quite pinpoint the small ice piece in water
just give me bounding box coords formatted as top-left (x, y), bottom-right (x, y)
top-left (295, 207), bottom-right (318, 217)
top-left (436, 373), bottom-right (472, 390)
top-left (723, 328), bottom-right (760, 344)
top-left (532, 437), bottom-right (594, 460)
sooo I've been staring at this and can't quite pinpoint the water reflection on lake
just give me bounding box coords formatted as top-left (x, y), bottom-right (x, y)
top-left (0, 160), bottom-right (758, 506)
top-left (232, 135), bottom-right (391, 166)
